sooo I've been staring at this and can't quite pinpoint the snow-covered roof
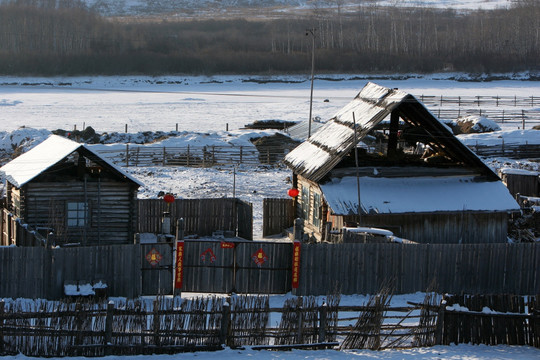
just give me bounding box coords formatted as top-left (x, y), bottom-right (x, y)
top-left (0, 135), bottom-right (142, 188)
top-left (284, 82), bottom-right (496, 182)
top-left (320, 175), bottom-right (520, 215)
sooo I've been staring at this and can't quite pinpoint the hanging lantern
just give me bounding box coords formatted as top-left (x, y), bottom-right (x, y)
top-left (163, 193), bottom-right (175, 204)
top-left (287, 188), bottom-right (299, 198)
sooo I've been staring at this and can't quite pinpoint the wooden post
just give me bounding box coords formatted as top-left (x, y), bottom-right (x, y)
top-left (176, 123), bottom-right (178, 132)
top-left (0, 300), bottom-right (4, 354)
top-left (125, 124), bottom-right (128, 133)
top-left (435, 299), bottom-right (446, 345)
top-left (297, 304), bottom-right (304, 344)
top-left (153, 299), bottom-right (161, 347)
top-left (104, 301), bottom-right (114, 355)
top-left (522, 110), bottom-right (525, 130)
top-left (187, 145), bottom-right (190, 167)
top-left (318, 302), bottom-right (327, 343)
top-left (125, 144), bottom-right (129, 168)
top-left (74, 302), bottom-right (84, 355)
top-left (219, 300), bottom-right (231, 346)
top-left (294, 218), bottom-right (303, 242)
top-left (162, 147), bottom-right (166, 166)
top-left (226, 123), bottom-right (229, 131)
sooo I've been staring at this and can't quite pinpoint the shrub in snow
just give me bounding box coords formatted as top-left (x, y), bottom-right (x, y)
top-left (453, 115), bottom-right (501, 134)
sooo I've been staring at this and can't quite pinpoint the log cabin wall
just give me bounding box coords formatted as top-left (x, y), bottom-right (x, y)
top-left (296, 176), bottom-right (327, 242)
top-left (23, 181), bottom-right (137, 246)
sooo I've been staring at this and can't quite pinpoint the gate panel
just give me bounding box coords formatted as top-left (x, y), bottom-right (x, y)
top-left (237, 200), bottom-right (253, 240)
top-left (234, 241), bottom-right (292, 294)
top-left (141, 243), bottom-right (174, 295)
top-left (181, 240), bottom-right (235, 293)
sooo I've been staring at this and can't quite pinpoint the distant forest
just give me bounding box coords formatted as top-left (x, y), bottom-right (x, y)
top-left (0, 0), bottom-right (539, 75)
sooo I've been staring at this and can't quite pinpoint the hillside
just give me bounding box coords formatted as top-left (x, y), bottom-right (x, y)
top-left (0, 0), bottom-right (537, 75)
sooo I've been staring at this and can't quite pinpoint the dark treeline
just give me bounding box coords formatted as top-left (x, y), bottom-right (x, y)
top-left (0, 0), bottom-right (539, 75)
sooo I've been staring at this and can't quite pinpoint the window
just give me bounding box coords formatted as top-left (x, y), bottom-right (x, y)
top-left (67, 202), bottom-right (88, 227)
top-left (313, 192), bottom-right (321, 228)
top-left (301, 186), bottom-right (310, 221)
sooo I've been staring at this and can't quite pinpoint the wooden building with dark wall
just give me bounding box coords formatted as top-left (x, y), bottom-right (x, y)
top-left (284, 82), bottom-right (520, 244)
top-left (0, 135), bottom-right (141, 246)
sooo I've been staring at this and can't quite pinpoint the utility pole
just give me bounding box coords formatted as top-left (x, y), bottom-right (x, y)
top-left (306, 28), bottom-right (316, 138)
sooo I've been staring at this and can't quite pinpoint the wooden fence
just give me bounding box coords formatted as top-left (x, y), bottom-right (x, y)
top-left (137, 198), bottom-right (253, 240)
top-left (418, 94), bottom-right (540, 108)
top-left (1, 242), bottom-right (539, 299)
top-left (262, 198), bottom-right (295, 237)
top-left (296, 242), bottom-right (540, 296)
top-left (440, 294), bottom-right (540, 347)
top-left (97, 144), bottom-right (292, 168)
top-left (0, 245), bottom-right (141, 300)
top-left (0, 292), bottom-right (537, 357)
top-left (467, 143), bottom-right (540, 159)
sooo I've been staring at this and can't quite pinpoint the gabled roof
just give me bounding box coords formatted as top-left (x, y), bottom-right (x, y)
top-left (0, 135), bottom-right (142, 188)
top-left (284, 82), bottom-right (497, 182)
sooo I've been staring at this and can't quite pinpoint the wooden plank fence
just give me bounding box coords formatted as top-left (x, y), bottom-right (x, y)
top-left (296, 243), bottom-right (540, 296)
top-left (440, 294), bottom-right (540, 347)
top-left (1, 241), bottom-right (539, 299)
top-left (262, 198), bottom-right (295, 237)
top-left (0, 245), bottom-right (141, 300)
top-left (137, 198), bottom-right (253, 240)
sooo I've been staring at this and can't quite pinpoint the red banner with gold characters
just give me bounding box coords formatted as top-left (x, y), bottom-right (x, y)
top-left (292, 240), bottom-right (301, 289)
top-left (175, 241), bottom-right (184, 289)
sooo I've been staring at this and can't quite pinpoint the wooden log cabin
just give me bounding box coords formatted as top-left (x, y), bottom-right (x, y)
top-left (0, 135), bottom-right (141, 246)
top-left (283, 82), bottom-right (520, 244)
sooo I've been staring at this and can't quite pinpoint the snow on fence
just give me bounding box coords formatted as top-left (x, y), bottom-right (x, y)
top-left (97, 144), bottom-right (290, 168)
top-left (417, 94), bottom-right (540, 108)
top-left (0, 293), bottom-right (537, 357)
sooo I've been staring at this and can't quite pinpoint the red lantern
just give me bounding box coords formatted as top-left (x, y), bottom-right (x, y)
top-left (163, 194), bottom-right (175, 204)
top-left (287, 188), bottom-right (299, 197)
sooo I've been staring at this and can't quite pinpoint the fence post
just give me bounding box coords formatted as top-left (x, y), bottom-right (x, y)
top-left (104, 301), bottom-right (114, 356)
top-left (297, 304), bottom-right (304, 344)
top-left (318, 302), bottom-right (327, 343)
top-left (153, 299), bottom-right (161, 347)
top-left (220, 299), bottom-right (231, 347)
top-left (162, 147), bottom-right (166, 166)
top-left (0, 300), bottom-right (4, 354)
top-left (125, 144), bottom-right (129, 168)
top-left (187, 145), bottom-right (190, 167)
top-left (435, 299), bottom-right (446, 345)
top-left (522, 110), bottom-right (526, 130)
top-left (74, 302), bottom-right (84, 355)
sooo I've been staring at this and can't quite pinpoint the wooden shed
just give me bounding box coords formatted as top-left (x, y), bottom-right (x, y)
top-left (283, 82), bottom-right (519, 244)
top-left (0, 135), bottom-right (141, 246)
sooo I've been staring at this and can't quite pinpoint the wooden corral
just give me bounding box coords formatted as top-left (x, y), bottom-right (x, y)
top-left (0, 135), bottom-right (140, 246)
top-left (283, 83), bottom-right (519, 244)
